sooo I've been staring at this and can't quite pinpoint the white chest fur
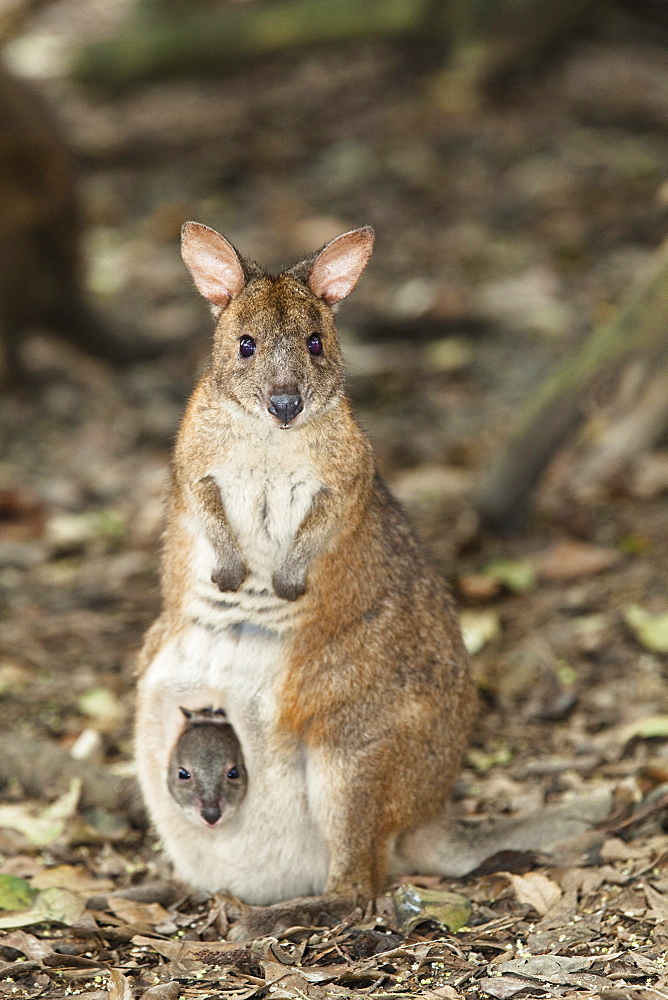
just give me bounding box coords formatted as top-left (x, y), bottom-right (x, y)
top-left (213, 429), bottom-right (321, 574)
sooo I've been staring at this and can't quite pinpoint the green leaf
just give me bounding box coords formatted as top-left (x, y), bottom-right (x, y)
top-left (467, 744), bottom-right (513, 774)
top-left (0, 875), bottom-right (37, 912)
top-left (0, 888), bottom-right (85, 929)
top-left (393, 884), bottom-right (471, 934)
top-left (621, 714), bottom-right (668, 742)
top-left (481, 558), bottom-right (537, 593)
top-left (624, 605), bottom-right (668, 653)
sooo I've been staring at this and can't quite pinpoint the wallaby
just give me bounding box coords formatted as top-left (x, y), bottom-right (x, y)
top-left (167, 707), bottom-right (247, 827)
top-left (135, 221), bottom-right (477, 939)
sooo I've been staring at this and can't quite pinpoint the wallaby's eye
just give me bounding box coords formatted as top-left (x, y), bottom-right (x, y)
top-left (307, 334), bottom-right (323, 356)
top-left (239, 336), bottom-right (256, 358)
top-left (226, 766), bottom-right (239, 781)
top-left (178, 767), bottom-right (191, 780)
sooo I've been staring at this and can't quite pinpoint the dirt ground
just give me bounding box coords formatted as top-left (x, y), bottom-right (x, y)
top-left (2, 3), bottom-right (668, 998)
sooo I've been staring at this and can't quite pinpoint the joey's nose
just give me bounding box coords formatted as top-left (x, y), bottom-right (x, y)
top-left (268, 393), bottom-right (303, 426)
top-left (201, 804), bottom-right (222, 826)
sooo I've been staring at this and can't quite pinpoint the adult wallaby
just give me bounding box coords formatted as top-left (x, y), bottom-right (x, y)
top-left (135, 222), bottom-right (476, 938)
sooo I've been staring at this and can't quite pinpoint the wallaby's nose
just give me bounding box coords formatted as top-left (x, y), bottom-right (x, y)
top-left (268, 393), bottom-right (303, 426)
top-left (201, 804), bottom-right (222, 826)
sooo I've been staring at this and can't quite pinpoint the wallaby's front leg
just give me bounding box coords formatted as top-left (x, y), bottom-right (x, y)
top-left (192, 475), bottom-right (247, 592)
top-left (273, 488), bottom-right (333, 601)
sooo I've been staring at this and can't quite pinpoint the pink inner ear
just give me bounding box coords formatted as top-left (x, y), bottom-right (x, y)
top-left (181, 223), bottom-right (245, 308)
top-left (308, 228), bottom-right (374, 304)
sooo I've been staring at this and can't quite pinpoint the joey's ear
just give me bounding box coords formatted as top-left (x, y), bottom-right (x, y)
top-left (306, 226), bottom-right (375, 305)
top-left (181, 222), bottom-right (246, 312)
top-left (179, 706), bottom-right (193, 721)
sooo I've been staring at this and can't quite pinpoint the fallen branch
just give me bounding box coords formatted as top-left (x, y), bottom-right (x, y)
top-left (475, 240), bottom-right (668, 531)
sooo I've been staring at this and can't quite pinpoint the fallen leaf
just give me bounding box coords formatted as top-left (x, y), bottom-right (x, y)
top-left (0, 887), bottom-right (86, 929)
top-left (423, 336), bottom-right (473, 373)
top-left (0, 874), bottom-right (37, 911)
top-left (107, 968), bottom-right (133, 1000)
top-left (623, 605), bottom-right (668, 653)
top-left (460, 609), bottom-right (501, 655)
top-left (535, 539), bottom-right (621, 581)
top-left (32, 864), bottom-right (115, 894)
top-left (620, 715), bottom-right (668, 742)
top-left (478, 976), bottom-right (536, 999)
top-left (0, 930), bottom-right (54, 961)
top-left (107, 897), bottom-right (171, 926)
top-left (139, 984), bottom-right (181, 1000)
top-left (507, 872), bottom-right (561, 916)
top-left (480, 559), bottom-right (537, 593)
top-left (0, 778), bottom-right (81, 847)
top-left (467, 745), bottom-right (513, 774)
top-left (132, 935), bottom-right (242, 961)
top-left (77, 687), bottom-right (127, 729)
top-left (393, 883), bottom-right (471, 934)
top-left (643, 883), bottom-right (668, 922)
top-left (457, 573), bottom-right (502, 600)
top-left (495, 955), bottom-right (594, 983)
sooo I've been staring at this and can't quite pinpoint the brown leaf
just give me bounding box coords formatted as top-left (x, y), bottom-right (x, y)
top-left (457, 573), bottom-right (502, 600)
top-left (506, 872), bottom-right (562, 916)
top-left (478, 976), bottom-right (538, 999)
top-left (138, 983), bottom-right (181, 1000)
top-left (107, 969), bottom-right (133, 1000)
top-left (643, 883), bottom-right (668, 922)
top-left (107, 898), bottom-right (171, 927)
top-left (131, 935), bottom-right (242, 961)
top-left (535, 539), bottom-right (621, 581)
top-left (32, 864), bottom-right (115, 894)
top-left (0, 930), bottom-right (54, 961)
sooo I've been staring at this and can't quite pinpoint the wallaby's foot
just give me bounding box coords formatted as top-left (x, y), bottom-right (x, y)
top-left (228, 894), bottom-right (359, 940)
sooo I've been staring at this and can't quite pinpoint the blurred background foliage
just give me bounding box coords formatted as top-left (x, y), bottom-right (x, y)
top-left (2, 0), bottom-right (668, 529)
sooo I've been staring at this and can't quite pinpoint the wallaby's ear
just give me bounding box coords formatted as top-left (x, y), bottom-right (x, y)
top-left (306, 226), bottom-right (375, 305)
top-left (181, 222), bottom-right (246, 313)
top-left (179, 706), bottom-right (194, 721)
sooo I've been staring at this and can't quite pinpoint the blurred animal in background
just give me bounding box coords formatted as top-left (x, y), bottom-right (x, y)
top-left (0, 66), bottom-right (158, 386)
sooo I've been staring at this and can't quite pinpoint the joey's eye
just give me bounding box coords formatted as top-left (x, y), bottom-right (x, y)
top-left (239, 336), bottom-right (256, 358)
top-left (178, 767), bottom-right (191, 780)
top-left (226, 766), bottom-right (239, 781)
top-left (307, 334), bottom-right (323, 356)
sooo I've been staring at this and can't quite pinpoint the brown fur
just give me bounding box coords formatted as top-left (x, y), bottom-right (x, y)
top-left (135, 223), bottom-right (476, 939)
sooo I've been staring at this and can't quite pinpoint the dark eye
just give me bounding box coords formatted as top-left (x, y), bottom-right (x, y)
top-left (239, 336), bottom-right (256, 358)
top-left (178, 767), bottom-right (191, 780)
top-left (226, 766), bottom-right (239, 781)
top-left (307, 334), bottom-right (322, 356)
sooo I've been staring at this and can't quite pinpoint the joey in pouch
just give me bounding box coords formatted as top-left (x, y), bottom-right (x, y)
top-left (167, 707), bottom-right (247, 828)
top-left (135, 221), bottom-right (476, 939)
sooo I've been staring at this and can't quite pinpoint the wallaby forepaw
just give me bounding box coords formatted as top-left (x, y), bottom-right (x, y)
top-left (272, 567), bottom-right (306, 602)
top-left (211, 559), bottom-right (247, 592)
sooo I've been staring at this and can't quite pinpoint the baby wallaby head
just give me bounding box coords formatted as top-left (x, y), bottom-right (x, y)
top-left (168, 707), bottom-right (247, 828)
top-left (181, 222), bottom-right (374, 429)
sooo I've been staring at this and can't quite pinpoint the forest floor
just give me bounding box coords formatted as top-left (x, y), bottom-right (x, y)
top-left (2, 3), bottom-right (668, 998)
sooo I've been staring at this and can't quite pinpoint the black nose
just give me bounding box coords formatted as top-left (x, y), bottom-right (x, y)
top-left (268, 393), bottom-right (303, 426)
top-left (201, 804), bottom-right (221, 826)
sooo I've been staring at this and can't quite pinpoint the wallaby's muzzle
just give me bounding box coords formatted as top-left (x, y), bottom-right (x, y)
top-left (268, 392), bottom-right (303, 427)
